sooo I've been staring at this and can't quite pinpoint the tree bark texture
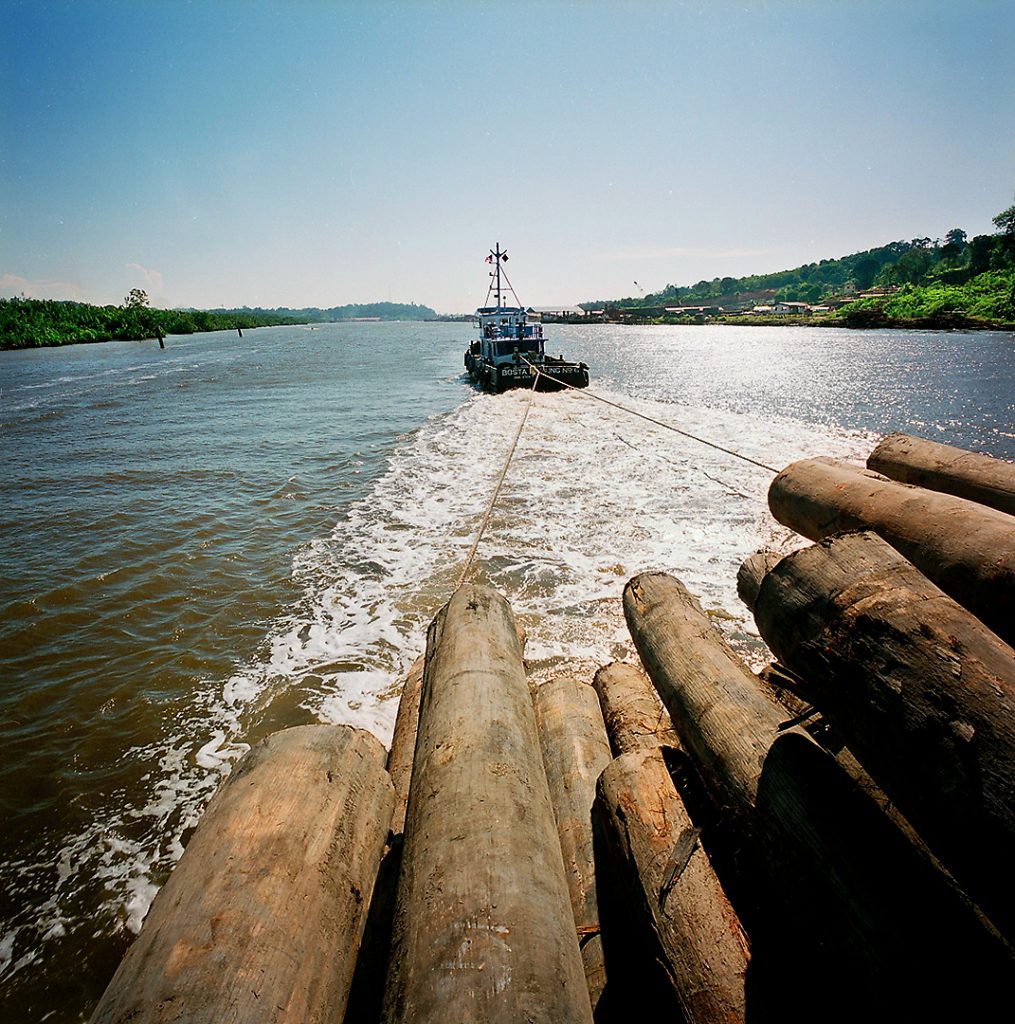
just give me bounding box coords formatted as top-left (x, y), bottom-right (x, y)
top-left (382, 585), bottom-right (592, 1024)
top-left (533, 674), bottom-right (613, 1012)
top-left (623, 572), bottom-right (792, 817)
top-left (623, 571), bottom-right (1014, 1017)
top-left (596, 749), bottom-right (749, 1024)
top-left (768, 456), bottom-right (1015, 645)
top-left (735, 551), bottom-right (783, 613)
top-left (386, 654), bottom-right (425, 837)
top-left (753, 529), bottom-right (1015, 939)
top-left (868, 431), bottom-right (1015, 516)
top-left (592, 660), bottom-right (683, 756)
top-left (90, 725), bottom-right (395, 1024)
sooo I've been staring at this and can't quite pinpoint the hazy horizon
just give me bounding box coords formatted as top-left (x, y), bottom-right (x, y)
top-left (3, 0), bottom-right (1014, 315)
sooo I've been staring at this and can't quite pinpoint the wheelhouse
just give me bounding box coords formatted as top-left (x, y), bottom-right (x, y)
top-left (475, 306), bottom-right (545, 366)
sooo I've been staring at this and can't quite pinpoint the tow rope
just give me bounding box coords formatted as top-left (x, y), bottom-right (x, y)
top-left (456, 359), bottom-right (780, 587)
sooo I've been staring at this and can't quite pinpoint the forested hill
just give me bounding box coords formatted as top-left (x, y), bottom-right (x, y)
top-left (206, 301), bottom-right (438, 322)
top-left (583, 225), bottom-right (1011, 310)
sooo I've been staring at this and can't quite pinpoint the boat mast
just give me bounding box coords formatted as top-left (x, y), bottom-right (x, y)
top-left (492, 243), bottom-right (505, 307)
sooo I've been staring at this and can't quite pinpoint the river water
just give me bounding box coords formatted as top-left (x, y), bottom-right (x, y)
top-left (1, 322), bottom-right (1012, 1020)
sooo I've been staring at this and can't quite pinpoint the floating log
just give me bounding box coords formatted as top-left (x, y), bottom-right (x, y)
top-left (623, 571), bottom-right (1015, 1015)
top-left (386, 654), bottom-right (425, 836)
top-left (90, 725), bottom-right (395, 1024)
top-left (383, 585), bottom-right (591, 1024)
top-left (752, 530), bottom-right (1015, 939)
top-left (533, 674), bottom-right (613, 1011)
top-left (768, 456), bottom-right (1015, 644)
top-left (596, 748), bottom-right (748, 1024)
top-left (592, 660), bottom-right (682, 755)
top-left (735, 550), bottom-right (783, 613)
top-left (868, 431), bottom-right (1015, 516)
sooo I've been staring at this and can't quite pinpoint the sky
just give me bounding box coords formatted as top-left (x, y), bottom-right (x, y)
top-left (2, 0), bottom-right (1014, 314)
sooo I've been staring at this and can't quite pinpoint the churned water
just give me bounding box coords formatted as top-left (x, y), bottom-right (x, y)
top-left (1, 322), bottom-right (1012, 1020)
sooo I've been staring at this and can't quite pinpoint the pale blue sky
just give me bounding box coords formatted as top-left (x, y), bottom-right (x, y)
top-left (2, 0), bottom-right (1014, 313)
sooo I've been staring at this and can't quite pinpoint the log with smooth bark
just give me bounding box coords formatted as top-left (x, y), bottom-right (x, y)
top-left (382, 585), bottom-right (591, 1024)
top-left (533, 674), bottom-right (613, 1011)
top-left (90, 725), bottom-right (395, 1024)
top-left (753, 529), bottom-right (1015, 939)
top-left (768, 456), bottom-right (1015, 644)
top-left (596, 748), bottom-right (749, 1024)
top-left (623, 572), bottom-right (791, 816)
top-left (592, 660), bottom-right (682, 756)
top-left (868, 431), bottom-right (1015, 516)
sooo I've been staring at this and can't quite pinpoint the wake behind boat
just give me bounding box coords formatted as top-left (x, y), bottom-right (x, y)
top-left (464, 244), bottom-right (590, 393)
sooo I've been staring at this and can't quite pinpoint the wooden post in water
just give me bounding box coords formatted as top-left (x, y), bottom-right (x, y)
top-left (623, 571), bottom-right (1015, 1016)
top-left (533, 674), bottom-right (613, 1011)
top-left (89, 725), bottom-right (395, 1024)
top-left (868, 431), bottom-right (1015, 515)
top-left (592, 660), bottom-right (682, 756)
top-left (768, 456), bottom-right (1015, 644)
top-left (382, 586), bottom-right (592, 1024)
top-left (752, 530), bottom-right (1015, 940)
top-left (596, 748), bottom-right (749, 1024)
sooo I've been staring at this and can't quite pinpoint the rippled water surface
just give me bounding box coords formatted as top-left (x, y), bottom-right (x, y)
top-left (1, 322), bottom-right (1012, 1020)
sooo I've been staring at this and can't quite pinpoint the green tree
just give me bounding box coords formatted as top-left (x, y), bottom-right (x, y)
top-left (851, 258), bottom-right (880, 290)
top-left (941, 228), bottom-right (968, 262)
top-left (992, 197), bottom-right (1015, 237)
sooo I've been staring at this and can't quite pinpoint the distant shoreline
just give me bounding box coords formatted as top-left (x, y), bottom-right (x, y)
top-left (553, 312), bottom-right (1014, 332)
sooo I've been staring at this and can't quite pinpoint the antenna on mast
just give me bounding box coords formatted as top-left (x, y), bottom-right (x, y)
top-left (483, 243), bottom-right (514, 308)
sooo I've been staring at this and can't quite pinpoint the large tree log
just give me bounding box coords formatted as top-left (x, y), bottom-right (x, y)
top-left (533, 674), bottom-right (613, 1011)
top-left (387, 629), bottom-right (526, 838)
top-left (768, 456), bottom-right (1015, 644)
top-left (596, 748), bottom-right (749, 1024)
top-left (623, 571), bottom-right (1015, 1016)
top-left (623, 572), bottom-right (790, 816)
top-left (752, 529), bottom-right (1015, 939)
top-left (592, 660), bottom-right (682, 755)
top-left (868, 431), bottom-right (1015, 516)
top-left (90, 725), bottom-right (395, 1024)
top-left (383, 586), bottom-right (591, 1024)
top-left (735, 550), bottom-right (783, 613)
top-left (386, 654), bottom-right (425, 836)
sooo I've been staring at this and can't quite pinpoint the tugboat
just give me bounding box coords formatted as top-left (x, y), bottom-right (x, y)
top-left (464, 244), bottom-right (590, 393)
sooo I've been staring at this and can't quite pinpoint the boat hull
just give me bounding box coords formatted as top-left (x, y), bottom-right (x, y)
top-left (465, 354), bottom-right (589, 393)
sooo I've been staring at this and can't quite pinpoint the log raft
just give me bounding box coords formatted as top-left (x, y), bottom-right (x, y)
top-left (623, 570), bottom-right (1015, 1014)
top-left (90, 428), bottom-right (1015, 1022)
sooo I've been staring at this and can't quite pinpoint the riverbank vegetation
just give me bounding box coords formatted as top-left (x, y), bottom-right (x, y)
top-left (0, 298), bottom-right (440, 350)
top-left (586, 195), bottom-right (1015, 329)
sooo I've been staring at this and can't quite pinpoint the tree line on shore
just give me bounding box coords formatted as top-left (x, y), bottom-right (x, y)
top-left (584, 195), bottom-right (1015, 327)
top-left (0, 297), bottom-right (440, 351)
